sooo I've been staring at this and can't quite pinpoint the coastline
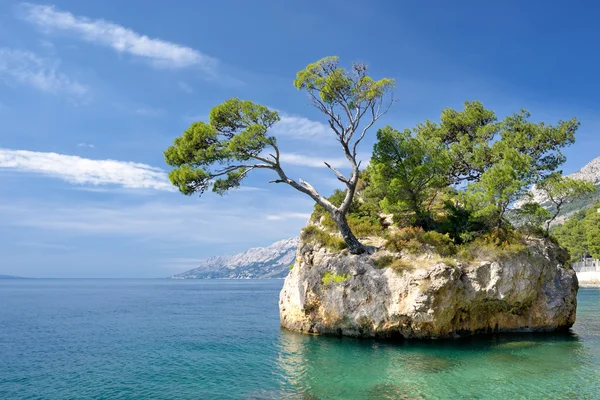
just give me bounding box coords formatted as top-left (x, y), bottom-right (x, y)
top-left (576, 271), bottom-right (600, 287)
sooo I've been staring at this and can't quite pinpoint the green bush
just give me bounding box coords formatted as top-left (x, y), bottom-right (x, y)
top-left (423, 231), bottom-right (457, 256)
top-left (384, 227), bottom-right (456, 256)
top-left (372, 255), bottom-right (414, 274)
top-left (456, 231), bottom-right (526, 263)
top-left (384, 227), bottom-right (426, 253)
top-left (348, 215), bottom-right (383, 237)
top-left (301, 226), bottom-right (347, 252)
top-left (322, 271), bottom-right (352, 285)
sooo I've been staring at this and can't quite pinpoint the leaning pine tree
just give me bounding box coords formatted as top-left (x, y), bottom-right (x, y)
top-left (164, 57), bottom-right (395, 254)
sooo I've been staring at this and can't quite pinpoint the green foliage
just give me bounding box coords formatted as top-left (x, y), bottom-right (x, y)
top-left (384, 227), bottom-right (456, 256)
top-left (164, 99), bottom-right (279, 195)
top-left (369, 101), bottom-right (579, 236)
top-left (456, 231), bottom-right (527, 263)
top-left (372, 255), bottom-right (414, 274)
top-left (514, 202), bottom-right (551, 237)
top-left (348, 215), bottom-right (383, 237)
top-left (300, 226), bottom-right (347, 252)
top-left (554, 203), bottom-right (600, 261)
top-left (294, 56), bottom-right (394, 106)
top-left (587, 211), bottom-right (600, 259)
top-left (322, 271), bottom-right (352, 285)
top-left (423, 231), bottom-right (457, 256)
top-left (369, 126), bottom-right (449, 229)
top-left (310, 187), bottom-right (383, 236)
top-left (536, 174), bottom-right (597, 232)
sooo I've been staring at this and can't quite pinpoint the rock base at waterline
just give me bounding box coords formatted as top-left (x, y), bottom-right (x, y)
top-left (279, 239), bottom-right (577, 339)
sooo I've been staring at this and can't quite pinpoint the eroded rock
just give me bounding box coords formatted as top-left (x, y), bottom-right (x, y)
top-left (279, 239), bottom-right (578, 339)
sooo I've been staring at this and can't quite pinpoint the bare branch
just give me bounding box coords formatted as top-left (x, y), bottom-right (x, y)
top-left (213, 164), bottom-right (271, 176)
top-left (324, 161), bottom-right (350, 185)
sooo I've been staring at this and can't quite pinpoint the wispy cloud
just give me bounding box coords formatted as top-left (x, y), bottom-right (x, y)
top-left (0, 197), bottom-right (313, 245)
top-left (0, 47), bottom-right (89, 98)
top-left (18, 3), bottom-right (218, 71)
top-left (265, 212), bottom-right (311, 221)
top-left (0, 148), bottom-right (173, 190)
top-left (272, 114), bottom-right (328, 139)
top-left (177, 81), bottom-right (194, 94)
top-left (279, 153), bottom-right (348, 168)
top-left (76, 142), bottom-right (95, 148)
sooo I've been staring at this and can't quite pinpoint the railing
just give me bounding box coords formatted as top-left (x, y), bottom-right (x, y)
top-left (573, 259), bottom-right (600, 272)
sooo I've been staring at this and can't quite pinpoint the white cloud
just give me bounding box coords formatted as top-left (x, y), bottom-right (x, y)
top-left (0, 148), bottom-right (173, 191)
top-left (19, 3), bottom-right (218, 71)
top-left (272, 114), bottom-right (328, 139)
top-left (0, 47), bottom-right (89, 97)
top-left (279, 153), bottom-right (348, 169)
top-left (0, 196), bottom-right (313, 245)
top-left (266, 212), bottom-right (311, 221)
top-left (76, 143), bottom-right (95, 148)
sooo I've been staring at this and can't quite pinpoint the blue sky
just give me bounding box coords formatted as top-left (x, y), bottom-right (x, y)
top-left (1, 0), bottom-right (598, 278)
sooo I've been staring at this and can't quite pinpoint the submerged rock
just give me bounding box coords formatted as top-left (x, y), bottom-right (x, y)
top-left (279, 238), bottom-right (578, 339)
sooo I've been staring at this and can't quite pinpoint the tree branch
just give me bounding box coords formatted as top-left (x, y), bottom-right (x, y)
top-left (324, 161), bottom-right (350, 185)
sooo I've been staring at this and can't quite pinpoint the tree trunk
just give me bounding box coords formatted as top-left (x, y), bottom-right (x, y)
top-left (332, 211), bottom-right (366, 254)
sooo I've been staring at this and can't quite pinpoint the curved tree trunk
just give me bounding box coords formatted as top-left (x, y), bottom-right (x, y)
top-left (332, 211), bottom-right (366, 254)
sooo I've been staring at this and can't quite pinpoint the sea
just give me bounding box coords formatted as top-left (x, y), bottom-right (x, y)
top-left (0, 279), bottom-right (599, 400)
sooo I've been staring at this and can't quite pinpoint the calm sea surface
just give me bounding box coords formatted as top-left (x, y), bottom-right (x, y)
top-left (0, 279), bottom-right (599, 400)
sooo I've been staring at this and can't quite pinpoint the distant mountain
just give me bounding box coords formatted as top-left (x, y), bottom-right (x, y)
top-left (0, 274), bottom-right (25, 279)
top-left (516, 156), bottom-right (600, 222)
top-left (172, 237), bottom-right (299, 279)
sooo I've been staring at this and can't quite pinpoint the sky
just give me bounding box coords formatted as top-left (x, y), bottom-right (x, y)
top-left (1, 0), bottom-right (599, 278)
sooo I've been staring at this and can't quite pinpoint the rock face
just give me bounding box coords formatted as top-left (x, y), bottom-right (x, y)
top-left (172, 237), bottom-right (298, 279)
top-left (279, 239), bottom-right (578, 339)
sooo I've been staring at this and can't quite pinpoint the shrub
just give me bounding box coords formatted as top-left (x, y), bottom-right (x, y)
top-left (372, 255), bottom-right (414, 274)
top-left (385, 227), bottom-right (456, 256)
top-left (456, 232), bottom-right (526, 263)
top-left (301, 226), bottom-right (347, 252)
top-left (322, 271), bottom-right (352, 285)
top-left (441, 258), bottom-right (457, 267)
top-left (384, 227), bottom-right (426, 253)
top-left (423, 231), bottom-right (457, 256)
top-left (348, 215), bottom-right (384, 237)
top-left (373, 255), bottom-right (396, 269)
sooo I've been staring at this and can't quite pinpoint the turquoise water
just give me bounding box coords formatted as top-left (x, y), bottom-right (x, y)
top-left (0, 280), bottom-right (599, 399)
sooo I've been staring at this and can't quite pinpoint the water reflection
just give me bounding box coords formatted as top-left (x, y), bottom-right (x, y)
top-left (275, 329), bottom-right (590, 399)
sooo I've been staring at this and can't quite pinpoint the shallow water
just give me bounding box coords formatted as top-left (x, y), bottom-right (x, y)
top-left (0, 279), bottom-right (598, 399)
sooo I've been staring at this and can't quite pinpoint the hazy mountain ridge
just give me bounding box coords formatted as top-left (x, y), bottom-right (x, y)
top-left (516, 156), bottom-right (600, 220)
top-left (172, 237), bottom-right (299, 279)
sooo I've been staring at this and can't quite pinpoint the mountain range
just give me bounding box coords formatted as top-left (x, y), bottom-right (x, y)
top-left (522, 156), bottom-right (600, 205)
top-left (521, 156), bottom-right (600, 223)
top-left (171, 237), bottom-right (299, 279)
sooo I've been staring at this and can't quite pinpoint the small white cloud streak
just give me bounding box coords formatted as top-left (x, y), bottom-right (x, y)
top-left (177, 81), bottom-right (194, 94)
top-left (19, 3), bottom-right (218, 71)
top-left (77, 143), bottom-right (95, 148)
top-left (279, 153), bottom-right (348, 169)
top-left (0, 196), bottom-right (314, 246)
top-left (0, 47), bottom-right (88, 97)
top-left (0, 148), bottom-right (173, 191)
top-left (272, 114), bottom-right (328, 139)
top-left (265, 212), bottom-right (311, 221)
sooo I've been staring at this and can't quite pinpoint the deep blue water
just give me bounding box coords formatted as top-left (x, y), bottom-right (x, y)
top-left (0, 279), bottom-right (599, 399)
